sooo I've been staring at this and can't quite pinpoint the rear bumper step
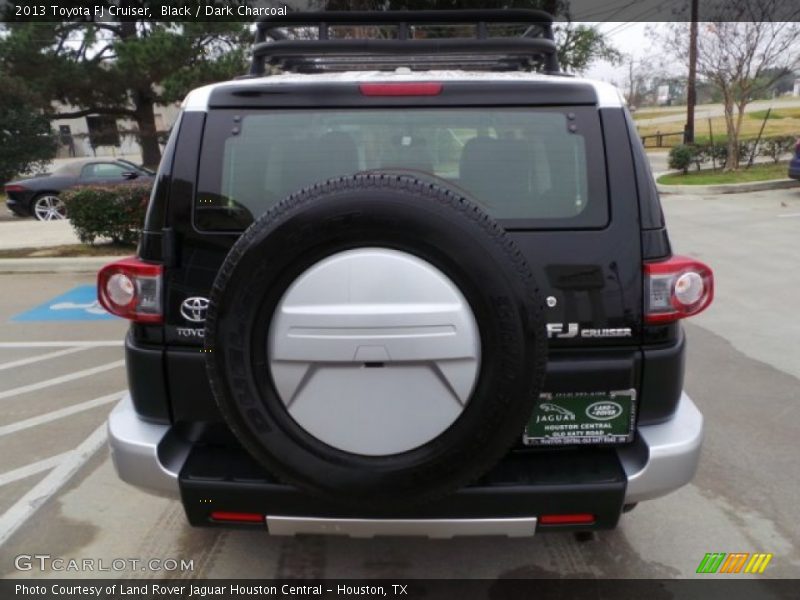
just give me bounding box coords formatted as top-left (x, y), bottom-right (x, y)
top-left (107, 392), bottom-right (703, 534)
top-left (267, 516), bottom-right (538, 538)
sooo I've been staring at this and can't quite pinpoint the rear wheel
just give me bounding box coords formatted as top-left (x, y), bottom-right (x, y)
top-left (32, 194), bottom-right (66, 221)
top-left (205, 174), bottom-right (547, 510)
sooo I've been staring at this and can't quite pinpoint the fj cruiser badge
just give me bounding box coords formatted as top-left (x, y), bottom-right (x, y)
top-left (547, 323), bottom-right (632, 338)
top-left (180, 297), bottom-right (209, 323)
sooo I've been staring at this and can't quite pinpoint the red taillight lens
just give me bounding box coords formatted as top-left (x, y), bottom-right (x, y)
top-left (97, 257), bottom-right (162, 323)
top-left (3, 184), bottom-right (26, 193)
top-left (539, 513), bottom-right (596, 526)
top-left (644, 255), bottom-right (713, 324)
top-left (210, 511), bottom-right (264, 524)
top-left (359, 82), bottom-right (443, 96)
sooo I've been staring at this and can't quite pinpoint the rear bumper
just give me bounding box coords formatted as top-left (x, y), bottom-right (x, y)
top-left (107, 397), bottom-right (190, 498)
top-left (107, 391), bottom-right (703, 533)
top-left (5, 195), bottom-right (30, 216)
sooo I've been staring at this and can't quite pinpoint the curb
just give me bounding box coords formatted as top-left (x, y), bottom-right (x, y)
top-left (657, 177), bottom-right (800, 195)
top-left (0, 257), bottom-right (116, 274)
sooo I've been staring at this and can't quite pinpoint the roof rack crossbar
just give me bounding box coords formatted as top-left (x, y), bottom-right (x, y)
top-left (248, 9), bottom-right (560, 77)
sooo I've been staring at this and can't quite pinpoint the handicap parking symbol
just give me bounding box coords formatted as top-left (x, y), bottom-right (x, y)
top-left (12, 285), bottom-right (118, 321)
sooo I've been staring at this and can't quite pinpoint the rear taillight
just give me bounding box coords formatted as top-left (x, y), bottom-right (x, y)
top-left (644, 255), bottom-right (713, 324)
top-left (795, 139), bottom-right (800, 155)
top-left (3, 184), bottom-right (26, 193)
top-left (97, 257), bottom-right (162, 323)
top-left (359, 82), bottom-right (443, 96)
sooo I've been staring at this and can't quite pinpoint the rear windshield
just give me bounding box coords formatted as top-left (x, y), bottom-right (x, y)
top-left (195, 107), bottom-right (608, 231)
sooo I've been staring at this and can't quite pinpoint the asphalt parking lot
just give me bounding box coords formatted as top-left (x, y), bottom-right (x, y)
top-left (0, 188), bottom-right (798, 580)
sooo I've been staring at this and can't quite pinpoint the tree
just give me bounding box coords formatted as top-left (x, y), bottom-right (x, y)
top-left (553, 22), bottom-right (620, 74)
top-left (620, 55), bottom-right (659, 108)
top-left (663, 1), bottom-right (800, 169)
top-left (0, 13), bottom-right (250, 168)
top-left (0, 70), bottom-right (57, 184)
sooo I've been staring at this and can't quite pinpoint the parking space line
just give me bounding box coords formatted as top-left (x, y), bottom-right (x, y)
top-left (0, 346), bottom-right (89, 372)
top-left (0, 451), bottom-right (72, 487)
top-left (777, 212), bottom-right (800, 218)
top-left (0, 390), bottom-right (126, 438)
top-left (0, 423), bottom-right (106, 547)
top-left (0, 360), bottom-right (124, 401)
top-left (0, 341), bottom-right (122, 348)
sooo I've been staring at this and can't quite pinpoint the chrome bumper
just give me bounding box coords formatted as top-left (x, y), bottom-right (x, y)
top-left (108, 390), bottom-right (703, 511)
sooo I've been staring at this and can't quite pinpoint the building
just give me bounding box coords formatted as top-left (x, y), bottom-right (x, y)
top-left (52, 103), bottom-right (181, 160)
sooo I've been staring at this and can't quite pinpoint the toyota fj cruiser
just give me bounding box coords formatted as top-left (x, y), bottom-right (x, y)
top-left (100, 10), bottom-right (713, 537)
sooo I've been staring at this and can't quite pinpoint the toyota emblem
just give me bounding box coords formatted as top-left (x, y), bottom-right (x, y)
top-left (180, 297), bottom-right (209, 323)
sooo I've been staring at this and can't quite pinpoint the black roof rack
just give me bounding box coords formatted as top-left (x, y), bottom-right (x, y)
top-left (248, 10), bottom-right (560, 77)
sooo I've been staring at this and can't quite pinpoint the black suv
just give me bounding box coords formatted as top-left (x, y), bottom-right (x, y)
top-left (99, 10), bottom-right (713, 536)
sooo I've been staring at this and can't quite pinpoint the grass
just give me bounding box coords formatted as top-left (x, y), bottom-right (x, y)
top-left (657, 161), bottom-right (791, 185)
top-left (631, 109), bottom-right (684, 120)
top-left (748, 108), bottom-right (800, 120)
top-left (0, 243), bottom-right (136, 259)
top-left (638, 113), bottom-right (800, 148)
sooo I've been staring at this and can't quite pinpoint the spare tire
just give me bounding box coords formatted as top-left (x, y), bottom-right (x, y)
top-left (205, 174), bottom-right (547, 511)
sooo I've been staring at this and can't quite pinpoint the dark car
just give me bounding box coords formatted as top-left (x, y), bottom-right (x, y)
top-left (4, 158), bottom-right (154, 221)
top-left (789, 139), bottom-right (800, 180)
top-left (100, 9), bottom-right (713, 537)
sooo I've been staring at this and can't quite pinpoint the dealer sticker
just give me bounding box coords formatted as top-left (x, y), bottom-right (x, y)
top-left (522, 389), bottom-right (636, 446)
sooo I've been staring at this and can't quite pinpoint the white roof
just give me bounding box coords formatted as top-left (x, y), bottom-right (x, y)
top-left (182, 70), bottom-right (624, 111)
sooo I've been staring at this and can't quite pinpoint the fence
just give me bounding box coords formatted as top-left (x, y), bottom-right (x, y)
top-left (640, 131), bottom-right (684, 148)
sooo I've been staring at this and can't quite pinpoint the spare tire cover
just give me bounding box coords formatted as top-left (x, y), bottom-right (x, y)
top-left (205, 174), bottom-right (547, 510)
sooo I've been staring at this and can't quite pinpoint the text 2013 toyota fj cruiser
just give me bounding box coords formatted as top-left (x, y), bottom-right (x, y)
top-left (99, 10), bottom-right (713, 536)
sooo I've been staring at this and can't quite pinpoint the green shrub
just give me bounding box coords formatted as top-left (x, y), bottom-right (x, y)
top-left (62, 182), bottom-right (151, 245)
top-left (759, 136), bottom-right (796, 163)
top-left (668, 144), bottom-right (697, 174)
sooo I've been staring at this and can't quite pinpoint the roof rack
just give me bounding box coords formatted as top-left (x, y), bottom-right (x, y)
top-left (248, 10), bottom-right (560, 77)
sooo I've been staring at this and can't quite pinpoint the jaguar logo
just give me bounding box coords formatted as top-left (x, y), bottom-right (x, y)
top-left (180, 297), bottom-right (209, 323)
top-left (586, 401), bottom-right (623, 421)
top-left (539, 402), bottom-right (575, 419)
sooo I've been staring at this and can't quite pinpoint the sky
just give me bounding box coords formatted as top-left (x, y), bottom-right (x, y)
top-left (582, 22), bottom-right (669, 84)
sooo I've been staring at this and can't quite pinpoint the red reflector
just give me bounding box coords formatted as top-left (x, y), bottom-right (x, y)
top-left (3, 184), bottom-right (26, 192)
top-left (539, 513), bottom-right (596, 525)
top-left (359, 82), bottom-right (443, 96)
top-left (210, 511), bottom-right (264, 523)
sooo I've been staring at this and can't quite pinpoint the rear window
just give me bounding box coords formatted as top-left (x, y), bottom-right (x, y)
top-left (195, 107), bottom-right (608, 231)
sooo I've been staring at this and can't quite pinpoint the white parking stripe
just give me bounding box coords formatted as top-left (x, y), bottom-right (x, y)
top-left (0, 341), bottom-right (123, 348)
top-left (0, 423), bottom-right (106, 546)
top-left (0, 360), bottom-right (124, 401)
top-left (777, 212), bottom-right (800, 218)
top-left (0, 346), bottom-right (89, 372)
top-left (0, 451), bottom-right (72, 487)
top-left (0, 390), bottom-right (125, 438)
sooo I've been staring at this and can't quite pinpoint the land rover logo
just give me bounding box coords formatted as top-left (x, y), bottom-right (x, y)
top-left (180, 297), bottom-right (209, 323)
top-left (586, 401), bottom-right (623, 421)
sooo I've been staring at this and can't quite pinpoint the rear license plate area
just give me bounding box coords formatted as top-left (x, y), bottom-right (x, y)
top-left (522, 389), bottom-right (636, 446)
